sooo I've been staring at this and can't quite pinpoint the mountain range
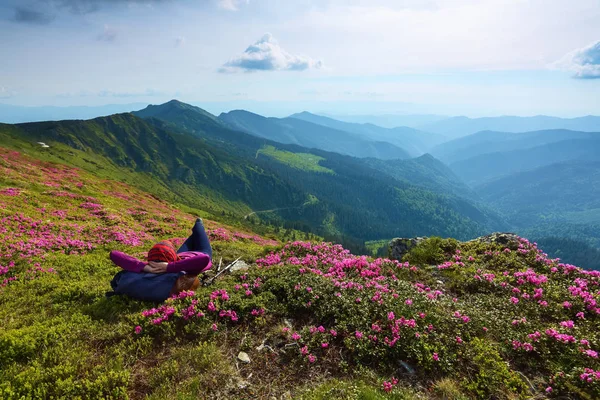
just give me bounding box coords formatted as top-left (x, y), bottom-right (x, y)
top-left (289, 111), bottom-right (446, 156)
top-left (218, 110), bottom-right (411, 160)
top-left (0, 100), bottom-right (506, 254)
top-left (1, 99), bottom-right (599, 268)
top-left (420, 115), bottom-right (600, 139)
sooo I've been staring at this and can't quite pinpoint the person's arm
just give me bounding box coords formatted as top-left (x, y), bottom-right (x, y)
top-left (166, 253), bottom-right (212, 274)
top-left (110, 250), bottom-right (147, 273)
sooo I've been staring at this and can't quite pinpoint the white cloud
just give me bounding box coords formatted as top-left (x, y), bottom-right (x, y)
top-left (217, 0), bottom-right (249, 11)
top-left (276, 0), bottom-right (600, 74)
top-left (553, 40), bottom-right (600, 79)
top-left (220, 33), bottom-right (323, 72)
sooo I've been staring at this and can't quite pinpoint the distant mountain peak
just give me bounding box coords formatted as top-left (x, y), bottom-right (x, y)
top-left (134, 100), bottom-right (219, 122)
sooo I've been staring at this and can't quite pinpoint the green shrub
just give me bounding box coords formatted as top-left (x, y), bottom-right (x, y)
top-left (460, 338), bottom-right (529, 399)
top-left (403, 237), bottom-right (458, 266)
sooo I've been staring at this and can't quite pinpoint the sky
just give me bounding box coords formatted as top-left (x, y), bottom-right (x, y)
top-left (0, 0), bottom-right (599, 117)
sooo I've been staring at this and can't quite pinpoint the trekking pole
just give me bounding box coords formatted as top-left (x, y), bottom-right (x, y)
top-left (204, 256), bottom-right (242, 286)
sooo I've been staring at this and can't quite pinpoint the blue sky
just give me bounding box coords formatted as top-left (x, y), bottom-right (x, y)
top-left (0, 0), bottom-right (599, 117)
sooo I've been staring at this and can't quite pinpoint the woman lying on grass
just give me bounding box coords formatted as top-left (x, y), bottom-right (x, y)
top-left (108, 218), bottom-right (213, 302)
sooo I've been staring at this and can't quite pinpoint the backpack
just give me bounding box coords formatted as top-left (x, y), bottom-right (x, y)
top-left (107, 270), bottom-right (183, 303)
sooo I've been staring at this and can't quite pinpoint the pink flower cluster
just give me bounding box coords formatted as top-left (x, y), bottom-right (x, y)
top-left (382, 377), bottom-right (398, 392)
top-left (580, 368), bottom-right (600, 383)
top-left (0, 187), bottom-right (21, 196)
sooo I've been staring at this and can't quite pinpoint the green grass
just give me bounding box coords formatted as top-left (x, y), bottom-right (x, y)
top-left (257, 145), bottom-right (335, 174)
top-left (2, 146), bottom-right (600, 400)
top-left (364, 240), bottom-right (390, 257)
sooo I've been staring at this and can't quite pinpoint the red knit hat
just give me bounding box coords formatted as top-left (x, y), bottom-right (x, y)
top-left (147, 240), bottom-right (179, 263)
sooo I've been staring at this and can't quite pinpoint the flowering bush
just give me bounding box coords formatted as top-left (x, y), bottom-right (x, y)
top-left (132, 237), bottom-right (599, 398)
top-left (1, 147), bottom-right (598, 399)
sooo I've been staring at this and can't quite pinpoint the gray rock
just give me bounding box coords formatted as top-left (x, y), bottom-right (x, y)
top-left (388, 237), bottom-right (427, 261)
top-left (471, 232), bottom-right (520, 249)
top-left (237, 351), bottom-right (251, 363)
top-left (236, 379), bottom-right (250, 389)
top-left (230, 260), bottom-right (249, 272)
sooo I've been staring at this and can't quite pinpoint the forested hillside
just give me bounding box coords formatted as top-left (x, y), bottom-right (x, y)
top-left (430, 129), bottom-right (598, 164)
top-left (0, 104), bottom-right (506, 252)
top-left (448, 138), bottom-right (600, 185)
top-left (134, 101), bottom-right (507, 240)
top-left (362, 154), bottom-right (478, 200)
top-left (219, 109), bottom-right (411, 160)
top-left (475, 161), bottom-right (600, 257)
top-left (289, 111), bottom-right (445, 156)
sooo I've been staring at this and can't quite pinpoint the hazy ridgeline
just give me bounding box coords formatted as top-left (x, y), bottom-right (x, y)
top-left (1, 99), bottom-right (599, 269)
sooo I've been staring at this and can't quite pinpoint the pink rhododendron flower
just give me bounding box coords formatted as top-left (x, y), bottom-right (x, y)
top-left (560, 320), bottom-right (575, 329)
top-left (584, 350), bottom-right (598, 359)
top-left (432, 352), bottom-right (439, 361)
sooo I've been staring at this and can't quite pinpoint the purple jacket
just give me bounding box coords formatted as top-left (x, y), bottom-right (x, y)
top-left (110, 250), bottom-right (212, 275)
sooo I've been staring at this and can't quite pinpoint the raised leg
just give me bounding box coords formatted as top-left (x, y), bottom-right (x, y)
top-left (177, 218), bottom-right (213, 259)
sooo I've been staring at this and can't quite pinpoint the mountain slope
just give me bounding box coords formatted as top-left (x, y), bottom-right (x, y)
top-left (475, 161), bottom-right (600, 255)
top-left (478, 160), bottom-right (600, 208)
top-left (361, 154), bottom-right (479, 200)
top-left (327, 113), bottom-right (448, 129)
top-left (219, 109), bottom-right (411, 160)
top-left (134, 99), bottom-right (222, 131)
top-left (1, 110), bottom-right (507, 246)
top-left (132, 101), bottom-right (508, 240)
top-left (2, 114), bottom-right (304, 214)
top-left (448, 138), bottom-right (600, 185)
top-left (2, 151), bottom-right (599, 398)
top-left (476, 161), bottom-right (600, 223)
top-left (289, 111), bottom-right (446, 156)
top-left (420, 115), bottom-right (600, 139)
top-left (430, 129), bottom-right (599, 164)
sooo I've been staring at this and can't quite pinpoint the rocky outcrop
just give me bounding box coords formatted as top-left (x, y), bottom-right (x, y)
top-left (388, 232), bottom-right (520, 261)
top-left (469, 232), bottom-right (520, 248)
top-left (388, 237), bottom-right (427, 261)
